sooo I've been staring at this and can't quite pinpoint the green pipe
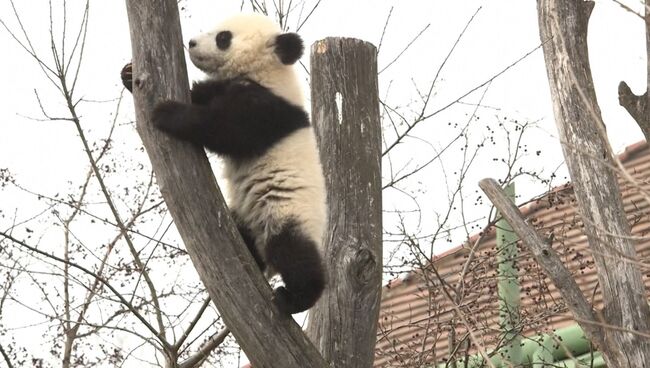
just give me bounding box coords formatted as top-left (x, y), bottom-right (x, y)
top-left (559, 351), bottom-right (604, 368)
top-left (531, 351), bottom-right (603, 368)
top-left (496, 183), bottom-right (522, 366)
top-left (433, 182), bottom-right (598, 367)
top-left (527, 324), bottom-right (590, 365)
top-left (435, 353), bottom-right (502, 368)
top-left (435, 325), bottom-right (592, 368)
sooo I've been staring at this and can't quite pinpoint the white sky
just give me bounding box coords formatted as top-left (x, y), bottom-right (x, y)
top-left (0, 0), bottom-right (647, 366)
top-left (1, 0), bottom-right (646, 237)
top-left (1, 0), bottom-right (646, 203)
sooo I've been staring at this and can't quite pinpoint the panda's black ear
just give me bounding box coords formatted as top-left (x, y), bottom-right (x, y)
top-left (274, 33), bottom-right (304, 65)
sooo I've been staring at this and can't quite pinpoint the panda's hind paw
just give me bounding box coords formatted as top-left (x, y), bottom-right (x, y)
top-left (272, 286), bottom-right (314, 315)
top-left (272, 286), bottom-right (290, 314)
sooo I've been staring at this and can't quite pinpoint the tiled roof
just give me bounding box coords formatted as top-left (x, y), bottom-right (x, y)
top-left (374, 141), bottom-right (650, 367)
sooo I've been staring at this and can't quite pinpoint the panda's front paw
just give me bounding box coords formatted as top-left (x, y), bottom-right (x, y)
top-left (152, 101), bottom-right (186, 133)
top-left (120, 62), bottom-right (133, 92)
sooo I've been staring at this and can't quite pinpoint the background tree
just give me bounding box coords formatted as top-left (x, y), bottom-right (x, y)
top-left (478, 1), bottom-right (650, 367)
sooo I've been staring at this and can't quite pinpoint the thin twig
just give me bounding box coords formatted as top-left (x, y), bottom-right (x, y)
top-left (174, 298), bottom-right (211, 351)
top-left (0, 230), bottom-right (168, 347)
top-left (379, 23), bottom-right (430, 74)
top-left (0, 344), bottom-right (15, 368)
top-left (376, 6), bottom-right (393, 55)
top-left (179, 327), bottom-right (231, 368)
top-left (610, 0), bottom-right (644, 19)
top-left (296, 0), bottom-right (322, 31)
top-left (382, 7), bottom-right (483, 157)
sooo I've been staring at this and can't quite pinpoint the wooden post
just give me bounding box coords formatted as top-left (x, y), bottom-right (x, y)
top-left (306, 38), bottom-right (383, 367)
top-left (537, 0), bottom-right (650, 365)
top-left (123, 1), bottom-right (325, 367)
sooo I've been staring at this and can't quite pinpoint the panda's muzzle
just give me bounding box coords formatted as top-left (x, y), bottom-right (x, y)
top-left (189, 53), bottom-right (222, 74)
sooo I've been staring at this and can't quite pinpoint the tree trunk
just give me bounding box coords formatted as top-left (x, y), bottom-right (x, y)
top-left (537, 0), bottom-right (650, 366)
top-left (306, 38), bottom-right (383, 368)
top-left (123, 2), bottom-right (325, 367)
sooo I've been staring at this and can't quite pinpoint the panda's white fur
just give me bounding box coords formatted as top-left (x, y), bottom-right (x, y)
top-left (177, 13), bottom-right (328, 313)
top-left (222, 129), bottom-right (327, 277)
top-left (189, 14), bottom-right (305, 107)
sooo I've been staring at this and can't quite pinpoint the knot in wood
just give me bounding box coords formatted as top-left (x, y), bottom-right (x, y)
top-left (350, 248), bottom-right (377, 286)
top-left (134, 72), bottom-right (149, 90)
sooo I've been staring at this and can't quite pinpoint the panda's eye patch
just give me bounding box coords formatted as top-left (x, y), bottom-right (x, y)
top-left (216, 31), bottom-right (232, 50)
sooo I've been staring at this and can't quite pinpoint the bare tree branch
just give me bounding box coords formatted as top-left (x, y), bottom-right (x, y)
top-left (479, 178), bottom-right (605, 348)
top-left (0, 344), bottom-right (14, 368)
top-left (174, 297), bottom-right (211, 351)
top-left (179, 327), bottom-right (231, 368)
top-left (0, 230), bottom-right (166, 343)
top-left (379, 23), bottom-right (430, 74)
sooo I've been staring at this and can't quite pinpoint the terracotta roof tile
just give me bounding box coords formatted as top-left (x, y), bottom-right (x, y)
top-left (375, 140), bottom-right (650, 367)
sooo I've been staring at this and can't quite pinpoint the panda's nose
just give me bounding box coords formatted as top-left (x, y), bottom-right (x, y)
top-left (189, 39), bottom-right (197, 48)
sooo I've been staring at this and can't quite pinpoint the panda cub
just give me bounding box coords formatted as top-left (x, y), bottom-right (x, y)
top-left (122, 14), bottom-right (327, 314)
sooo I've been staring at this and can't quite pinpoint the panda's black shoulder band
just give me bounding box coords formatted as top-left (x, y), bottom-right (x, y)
top-left (181, 77), bottom-right (310, 158)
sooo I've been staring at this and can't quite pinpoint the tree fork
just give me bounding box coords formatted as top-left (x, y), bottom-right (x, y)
top-left (123, 1), bottom-right (325, 366)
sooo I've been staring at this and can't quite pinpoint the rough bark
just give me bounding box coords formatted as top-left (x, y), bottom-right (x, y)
top-left (618, 0), bottom-right (650, 141)
top-left (123, 2), bottom-right (325, 367)
top-left (305, 38), bottom-right (383, 368)
top-left (479, 179), bottom-right (606, 349)
top-left (537, 0), bottom-right (650, 366)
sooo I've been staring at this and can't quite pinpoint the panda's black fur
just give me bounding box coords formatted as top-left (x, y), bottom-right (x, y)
top-left (153, 78), bottom-right (310, 158)
top-left (121, 14), bottom-right (327, 315)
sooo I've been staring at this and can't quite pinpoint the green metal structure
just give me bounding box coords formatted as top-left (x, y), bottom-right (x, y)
top-left (436, 182), bottom-right (604, 368)
top-left (496, 183), bottom-right (522, 365)
top-left (436, 324), bottom-right (602, 367)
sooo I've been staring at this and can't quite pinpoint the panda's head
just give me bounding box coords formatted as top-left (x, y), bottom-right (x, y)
top-left (187, 14), bottom-right (303, 81)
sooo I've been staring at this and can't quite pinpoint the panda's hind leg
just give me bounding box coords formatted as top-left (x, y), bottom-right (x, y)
top-left (266, 220), bottom-right (325, 315)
